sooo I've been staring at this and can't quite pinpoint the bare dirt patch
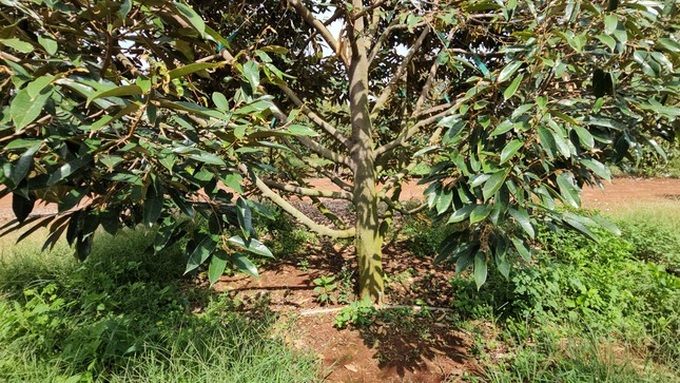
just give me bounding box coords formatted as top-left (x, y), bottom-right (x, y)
top-left (213, 240), bottom-right (471, 383)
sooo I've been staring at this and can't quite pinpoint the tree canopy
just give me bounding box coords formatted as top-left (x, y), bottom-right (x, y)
top-left (1, 0), bottom-right (678, 300)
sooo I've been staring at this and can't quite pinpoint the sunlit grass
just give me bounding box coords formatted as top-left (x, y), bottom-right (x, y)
top-left (0, 227), bottom-right (321, 383)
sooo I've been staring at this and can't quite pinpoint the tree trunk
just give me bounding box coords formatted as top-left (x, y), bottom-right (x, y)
top-left (348, 0), bottom-right (384, 302)
top-left (353, 152), bottom-right (384, 302)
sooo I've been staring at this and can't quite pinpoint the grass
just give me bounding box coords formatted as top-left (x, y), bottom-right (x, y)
top-left (480, 336), bottom-right (676, 383)
top-left (439, 210), bottom-right (680, 382)
top-left (0, 228), bottom-right (320, 383)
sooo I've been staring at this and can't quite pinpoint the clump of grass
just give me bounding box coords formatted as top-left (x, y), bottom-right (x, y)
top-left (477, 334), bottom-right (678, 383)
top-left (0, 228), bottom-right (320, 383)
top-left (438, 210), bottom-right (680, 381)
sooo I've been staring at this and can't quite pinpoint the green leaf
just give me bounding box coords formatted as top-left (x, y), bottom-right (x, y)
top-left (556, 172), bottom-right (581, 208)
top-left (537, 126), bottom-right (557, 157)
top-left (161, 100), bottom-right (229, 120)
top-left (99, 155), bottom-right (123, 170)
top-left (12, 194), bottom-right (34, 223)
top-left (242, 61), bottom-right (260, 92)
top-left (185, 236), bottom-right (217, 274)
top-left (455, 250), bottom-right (475, 274)
top-left (236, 197), bottom-right (253, 239)
top-left (648, 139), bottom-right (666, 161)
top-left (287, 124), bottom-right (319, 136)
top-left (4, 139), bottom-right (42, 150)
top-left (87, 85), bottom-right (143, 106)
top-left (447, 205), bottom-right (475, 223)
top-left (206, 25), bottom-right (229, 47)
top-left (490, 120), bottom-right (514, 137)
top-left (10, 88), bottom-right (52, 130)
top-left (212, 92), bottom-right (229, 112)
top-left (119, 0), bottom-right (132, 18)
top-left (563, 213), bottom-right (598, 241)
top-left (604, 14), bottom-right (618, 35)
top-left (496, 254), bottom-right (510, 280)
top-left (470, 205), bottom-right (491, 224)
top-left (47, 156), bottom-right (91, 186)
top-left (435, 189), bottom-right (453, 215)
top-left (509, 208), bottom-right (534, 238)
top-left (551, 129), bottom-right (571, 158)
top-left (498, 61), bottom-right (522, 83)
top-left (656, 38), bottom-right (680, 53)
top-left (37, 36), bottom-right (58, 55)
top-left (482, 170), bottom-right (507, 201)
top-left (591, 215), bottom-right (621, 236)
top-left (175, 2), bottom-right (206, 38)
top-left (168, 62), bottom-right (223, 80)
top-left (208, 251), bottom-right (228, 285)
top-left (223, 173), bottom-right (244, 193)
top-left (500, 140), bottom-right (523, 164)
top-left (511, 237), bottom-right (531, 261)
top-left (0, 38), bottom-right (33, 53)
top-left (231, 253), bottom-right (259, 277)
top-left (228, 236), bottom-right (274, 258)
top-left (581, 158), bottom-right (611, 180)
top-left (596, 34), bottom-right (616, 50)
top-left (233, 98), bottom-right (273, 115)
top-left (573, 126), bottom-right (594, 149)
top-left (633, 50), bottom-right (660, 77)
top-left (143, 184), bottom-right (163, 228)
top-left (503, 73), bottom-right (523, 100)
top-left (27, 75), bottom-right (55, 99)
top-left (9, 143), bottom-right (40, 187)
top-left (473, 252), bottom-right (487, 290)
top-left (153, 219), bottom-right (175, 253)
top-left (186, 151), bottom-right (226, 166)
top-left (511, 103), bottom-right (534, 119)
top-left (169, 189), bottom-right (194, 217)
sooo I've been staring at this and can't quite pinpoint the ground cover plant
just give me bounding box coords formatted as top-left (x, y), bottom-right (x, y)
top-left (443, 215), bottom-right (680, 382)
top-left (0, 230), bottom-right (320, 383)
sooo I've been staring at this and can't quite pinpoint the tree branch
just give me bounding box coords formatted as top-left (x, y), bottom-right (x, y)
top-left (415, 102), bottom-right (454, 118)
top-left (412, 30), bottom-right (457, 116)
top-left (287, 0), bottom-right (348, 67)
top-left (382, 196), bottom-right (428, 215)
top-left (261, 179), bottom-right (352, 200)
top-left (368, 21), bottom-right (426, 64)
top-left (241, 165), bottom-right (355, 238)
top-left (297, 136), bottom-right (352, 167)
top-left (370, 25), bottom-right (430, 118)
top-left (277, 84), bottom-right (351, 149)
top-left (375, 101), bottom-right (454, 158)
top-left (350, 0), bottom-right (387, 22)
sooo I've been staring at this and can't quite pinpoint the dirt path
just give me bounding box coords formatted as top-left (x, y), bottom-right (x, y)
top-left (2, 177), bottom-right (679, 222)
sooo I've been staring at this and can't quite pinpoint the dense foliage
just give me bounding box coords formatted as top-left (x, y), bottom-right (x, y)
top-left (0, 0), bottom-right (282, 281)
top-left (1, 0), bottom-right (678, 298)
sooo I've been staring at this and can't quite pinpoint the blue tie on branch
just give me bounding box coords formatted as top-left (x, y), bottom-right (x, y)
top-left (472, 54), bottom-right (493, 80)
top-left (216, 29), bottom-right (240, 52)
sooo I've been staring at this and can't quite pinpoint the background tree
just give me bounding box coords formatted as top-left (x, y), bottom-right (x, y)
top-left (1, 0), bottom-right (678, 301)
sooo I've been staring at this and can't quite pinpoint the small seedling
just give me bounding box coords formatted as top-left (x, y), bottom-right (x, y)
top-left (313, 275), bottom-right (337, 305)
top-left (297, 258), bottom-right (310, 271)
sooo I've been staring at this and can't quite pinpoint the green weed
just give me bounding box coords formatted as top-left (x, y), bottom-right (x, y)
top-left (0, 228), bottom-right (320, 382)
top-left (444, 212), bottom-right (680, 381)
